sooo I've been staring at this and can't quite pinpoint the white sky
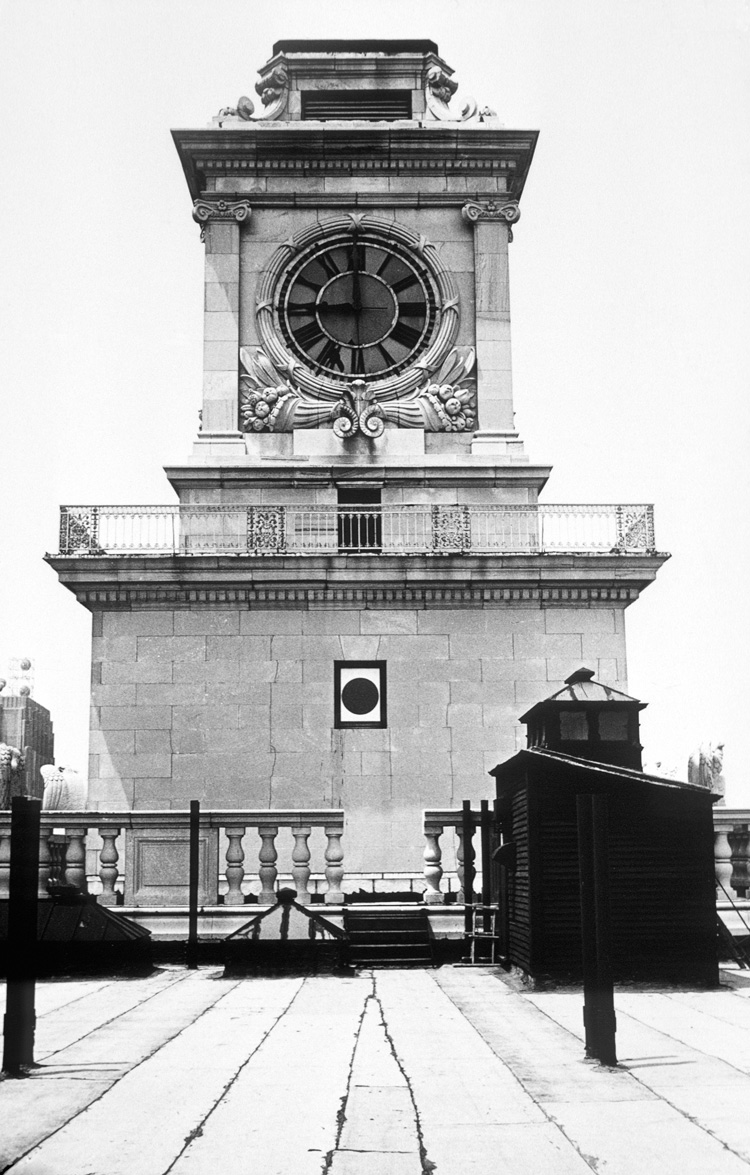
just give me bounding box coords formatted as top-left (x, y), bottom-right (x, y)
top-left (1, 0), bottom-right (749, 800)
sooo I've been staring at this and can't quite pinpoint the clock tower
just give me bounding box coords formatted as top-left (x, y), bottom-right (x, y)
top-left (50, 41), bottom-right (665, 895)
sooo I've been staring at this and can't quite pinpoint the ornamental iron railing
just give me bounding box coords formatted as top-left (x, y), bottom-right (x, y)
top-left (56, 503), bottom-right (657, 556)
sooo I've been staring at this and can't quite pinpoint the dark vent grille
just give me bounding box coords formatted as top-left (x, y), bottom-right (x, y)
top-left (301, 90), bottom-right (412, 121)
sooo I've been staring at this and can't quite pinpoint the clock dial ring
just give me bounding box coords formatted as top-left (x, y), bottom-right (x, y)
top-left (255, 215), bottom-right (461, 401)
top-left (277, 232), bottom-right (439, 382)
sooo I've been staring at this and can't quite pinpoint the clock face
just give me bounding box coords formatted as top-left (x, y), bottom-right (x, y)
top-left (278, 234), bottom-right (439, 381)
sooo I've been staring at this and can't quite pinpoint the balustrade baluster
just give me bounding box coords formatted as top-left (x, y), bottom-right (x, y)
top-left (729, 824), bottom-right (750, 899)
top-left (224, 826), bottom-right (246, 905)
top-left (423, 823), bottom-right (445, 904)
top-left (324, 825), bottom-right (344, 905)
top-left (65, 826), bottom-right (89, 893)
top-left (456, 826), bottom-right (465, 903)
top-left (258, 825), bottom-right (278, 904)
top-left (98, 826), bottom-right (121, 906)
top-left (715, 826), bottom-right (733, 898)
top-left (291, 825), bottom-right (312, 905)
top-left (0, 826), bottom-right (11, 899)
top-left (38, 826), bottom-right (52, 899)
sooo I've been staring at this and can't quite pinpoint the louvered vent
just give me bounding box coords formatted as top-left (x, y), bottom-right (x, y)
top-left (301, 90), bottom-right (412, 120)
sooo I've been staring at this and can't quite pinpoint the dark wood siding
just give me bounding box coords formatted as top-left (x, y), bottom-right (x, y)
top-left (508, 787), bottom-right (532, 971)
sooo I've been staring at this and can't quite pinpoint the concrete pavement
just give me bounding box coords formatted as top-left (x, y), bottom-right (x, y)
top-left (1, 966), bottom-right (749, 1173)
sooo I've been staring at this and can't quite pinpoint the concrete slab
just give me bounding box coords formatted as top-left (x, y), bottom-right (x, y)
top-left (339, 1087), bottom-right (417, 1153)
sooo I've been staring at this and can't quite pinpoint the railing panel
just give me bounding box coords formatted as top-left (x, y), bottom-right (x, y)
top-left (57, 504), bottom-right (657, 557)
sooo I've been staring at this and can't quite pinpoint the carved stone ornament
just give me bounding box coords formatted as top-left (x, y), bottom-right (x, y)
top-left (192, 199), bottom-right (252, 226)
top-left (239, 344), bottom-right (477, 436)
top-left (254, 214), bottom-right (461, 409)
top-left (0, 743), bottom-right (25, 809)
top-left (462, 200), bottom-right (521, 225)
top-left (214, 64), bottom-right (289, 125)
top-left (425, 64), bottom-right (478, 123)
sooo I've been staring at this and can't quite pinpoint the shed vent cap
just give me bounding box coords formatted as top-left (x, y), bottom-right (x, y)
top-left (564, 667), bottom-right (596, 685)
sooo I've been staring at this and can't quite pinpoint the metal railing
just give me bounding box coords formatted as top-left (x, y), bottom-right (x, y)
top-left (57, 503), bottom-right (657, 556)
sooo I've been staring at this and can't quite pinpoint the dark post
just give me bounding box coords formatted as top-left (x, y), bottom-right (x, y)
top-left (3, 796), bottom-right (41, 1074)
top-left (576, 792), bottom-right (617, 1065)
top-left (480, 800), bottom-right (492, 935)
top-left (186, 800), bottom-right (200, 970)
top-left (462, 800), bottom-right (475, 940)
top-left (591, 793), bottom-right (617, 1065)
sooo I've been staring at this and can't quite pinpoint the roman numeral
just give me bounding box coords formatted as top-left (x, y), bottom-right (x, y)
top-left (293, 320), bottom-right (325, 350)
top-left (351, 348), bottom-right (366, 375)
top-left (376, 253), bottom-right (394, 278)
top-left (391, 274), bottom-right (420, 294)
top-left (294, 274), bottom-right (323, 294)
top-left (317, 252), bottom-right (341, 281)
top-left (318, 338), bottom-right (343, 370)
top-left (396, 301), bottom-right (427, 318)
top-left (390, 320), bottom-right (422, 349)
top-left (377, 343), bottom-right (395, 367)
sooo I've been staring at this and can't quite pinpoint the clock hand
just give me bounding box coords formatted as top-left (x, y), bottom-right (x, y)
top-left (351, 234), bottom-right (362, 352)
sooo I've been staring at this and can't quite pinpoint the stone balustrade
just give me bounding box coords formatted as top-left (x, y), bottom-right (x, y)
top-left (422, 808), bottom-right (482, 904)
top-left (424, 806), bottom-right (750, 906)
top-left (0, 809), bottom-right (345, 907)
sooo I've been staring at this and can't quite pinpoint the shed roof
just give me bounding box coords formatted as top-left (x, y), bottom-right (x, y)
top-left (490, 746), bottom-right (720, 800)
top-left (519, 667), bottom-right (646, 723)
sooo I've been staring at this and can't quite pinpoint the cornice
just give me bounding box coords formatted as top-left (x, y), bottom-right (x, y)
top-left (46, 551), bottom-right (669, 612)
top-left (172, 126), bottom-right (538, 202)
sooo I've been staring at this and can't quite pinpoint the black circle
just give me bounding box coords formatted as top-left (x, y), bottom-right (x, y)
top-left (342, 677), bottom-right (379, 715)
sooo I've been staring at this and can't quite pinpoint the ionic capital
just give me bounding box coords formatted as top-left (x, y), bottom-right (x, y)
top-left (192, 199), bottom-right (252, 226)
top-left (461, 200), bottom-right (520, 226)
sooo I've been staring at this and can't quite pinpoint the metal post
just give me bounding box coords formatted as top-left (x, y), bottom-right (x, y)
top-left (462, 801), bottom-right (475, 941)
top-left (3, 797), bottom-right (41, 1074)
top-left (480, 800), bottom-right (492, 936)
top-left (186, 801), bottom-right (200, 970)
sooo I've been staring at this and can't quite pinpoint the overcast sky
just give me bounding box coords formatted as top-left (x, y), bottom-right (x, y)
top-left (1, 0), bottom-right (748, 801)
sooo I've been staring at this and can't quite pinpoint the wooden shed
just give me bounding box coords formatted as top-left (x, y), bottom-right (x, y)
top-left (489, 671), bottom-right (718, 987)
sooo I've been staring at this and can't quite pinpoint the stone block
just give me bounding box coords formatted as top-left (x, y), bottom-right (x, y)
top-left (171, 729), bottom-right (206, 755)
top-left (91, 636), bottom-right (137, 662)
top-left (270, 703), bottom-right (303, 731)
top-left (451, 725), bottom-right (510, 753)
top-left (135, 730), bottom-right (172, 754)
top-left (302, 635), bottom-right (348, 660)
top-left (203, 340), bottom-right (238, 371)
top-left (274, 660), bottom-right (303, 682)
top-left (205, 254), bottom-right (239, 283)
top-left (387, 702), bottom-right (420, 728)
top-left (173, 659), bottom-right (240, 683)
top-left (269, 726), bottom-right (331, 755)
top-left (302, 659), bottom-right (334, 684)
top-left (449, 680), bottom-right (484, 705)
top-left (98, 705), bottom-right (172, 730)
top-left (484, 610), bottom-right (546, 633)
top-left (339, 728), bottom-right (391, 752)
top-left (338, 636), bottom-right (382, 660)
top-left (201, 371), bottom-right (237, 402)
top-left (89, 729), bottom-right (135, 755)
top-left (98, 752), bottom-right (172, 779)
top-left (361, 751), bottom-right (392, 776)
top-left (205, 222), bottom-right (237, 255)
top-left (172, 704), bottom-right (239, 731)
top-left (514, 680), bottom-right (556, 709)
top-left (205, 282), bottom-right (239, 314)
top-left (236, 660), bottom-right (277, 683)
top-left (270, 681), bottom-right (305, 706)
top-left (544, 607), bottom-right (616, 634)
top-left (303, 703), bottom-right (330, 730)
top-left (103, 612), bottom-right (175, 637)
top-left (482, 704), bottom-right (518, 729)
top-left (417, 610), bottom-right (484, 635)
top-left (419, 704), bottom-right (449, 729)
top-left (216, 176), bottom-right (267, 193)
top-left (214, 682), bottom-right (270, 707)
top-left (546, 658), bottom-right (583, 682)
top-left (137, 636), bottom-right (206, 662)
top-left (173, 612), bottom-right (241, 637)
top-left (238, 705), bottom-right (272, 731)
top-left (360, 611), bottom-right (418, 635)
top-left (302, 611), bottom-right (360, 634)
top-left (513, 632), bottom-right (583, 659)
top-left (433, 240), bottom-right (474, 272)
top-left (447, 703), bottom-right (484, 727)
top-left (481, 658), bottom-right (546, 682)
top-left (597, 658), bottom-right (620, 683)
top-left (582, 633), bottom-right (627, 661)
top-left (388, 177), bottom-right (447, 192)
top-left (377, 636), bottom-right (449, 661)
top-left (91, 684), bottom-right (137, 706)
top-left (204, 727), bottom-right (270, 754)
top-left (451, 634), bottom-right (513, 659)
top-left (416, 681), bottom-right (450, 705)
top-left (422, 660), bottom-right (481, 683)
top-left (203, 311), bottom-right (238, 342)
top-left (205, 635), bottom-right (271, 660)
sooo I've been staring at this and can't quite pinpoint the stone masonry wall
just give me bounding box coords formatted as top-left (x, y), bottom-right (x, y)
top-left (88, 606), bottom-right (627, 875)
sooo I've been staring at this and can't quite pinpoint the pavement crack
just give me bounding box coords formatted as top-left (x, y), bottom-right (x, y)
top-left (161, 976), bottom-right (306, 1175)
top-left (321, 973), bottom-right (373, 1174)
top-left (372, 973), bottom-right (436, 1175)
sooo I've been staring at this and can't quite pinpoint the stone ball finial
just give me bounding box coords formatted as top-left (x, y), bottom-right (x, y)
top-left (19, 685), bottom-right (31, 696)
top-left (19, 658), bottom-right (31, 671)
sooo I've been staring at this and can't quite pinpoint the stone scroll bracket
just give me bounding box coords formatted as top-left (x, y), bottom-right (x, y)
top-left (192, 199), bottom-right (252, 454)
top-left (461, 200), bottom-right (525, 458)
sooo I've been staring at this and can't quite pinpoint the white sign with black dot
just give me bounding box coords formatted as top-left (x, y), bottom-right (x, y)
top-left (334, 661), bottom-right (387, 729)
